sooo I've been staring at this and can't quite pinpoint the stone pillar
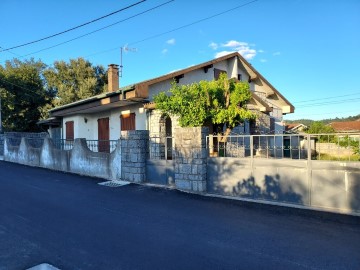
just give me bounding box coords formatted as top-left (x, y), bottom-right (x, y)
top-left (174, 127), bottom-right (208, 192)
top-left (121, 130), bottom-right (148, 183)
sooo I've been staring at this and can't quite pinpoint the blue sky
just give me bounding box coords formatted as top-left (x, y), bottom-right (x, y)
top-left (0, 0), bottom-right (359, 121)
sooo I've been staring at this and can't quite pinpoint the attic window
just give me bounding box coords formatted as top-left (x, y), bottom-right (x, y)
top-left (214, 68), bottom-right (227, 80)
top-left (174, 74), bottom-right (184, 83)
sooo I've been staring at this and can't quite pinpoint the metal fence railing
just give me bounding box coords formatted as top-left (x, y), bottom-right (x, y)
top-left (86, 140), bottom-right (118, 153)
top-left (207, 133), bottom-right (360, 161)
top-left (53, 139), bottom-right (74, 151)
top-left (3, 136), bottom-right (119, 153)
top-left (149, 135), bottom-right (173, 160)
top-left (53, 139), bottom-right (118, 153)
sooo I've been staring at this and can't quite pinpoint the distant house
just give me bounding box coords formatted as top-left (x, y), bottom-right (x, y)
top-left (329, 121), bottom-right (360, 133)
top-left (41, 52), bottom-right (294, 150)
top-left (285, 123), bottom-right (308, 134)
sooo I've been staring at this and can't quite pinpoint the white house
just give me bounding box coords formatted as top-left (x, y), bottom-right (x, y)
top-left (45, 52), bottom-right (294, 151)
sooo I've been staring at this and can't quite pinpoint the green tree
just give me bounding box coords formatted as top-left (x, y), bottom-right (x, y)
top-left (43, 57), bottom-right (107, 107)
top-left (306, 121), bottom-right (335, 134)
top-left (0, 58), bottom-right (54, 132)
top-left (306, 121), bottom-right (335, 143)
top-left (154, 73), bottom-right (255, 138)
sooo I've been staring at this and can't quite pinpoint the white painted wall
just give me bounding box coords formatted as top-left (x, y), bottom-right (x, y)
top-left (62, 103), bottom-right (146, 140)
top-left (148, 57), bottom-right (260, 101)
top-left (148, 68), bottom-right (214, 101)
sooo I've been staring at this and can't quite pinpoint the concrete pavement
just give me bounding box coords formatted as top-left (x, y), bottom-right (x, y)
top-left (0, 161), bottom-right (359, 270)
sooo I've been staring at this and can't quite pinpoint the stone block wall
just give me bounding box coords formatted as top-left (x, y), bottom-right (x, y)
top-left (121, 130), bottom-right (148, 183)
top-left (174, 127), bottom-right (208, 192)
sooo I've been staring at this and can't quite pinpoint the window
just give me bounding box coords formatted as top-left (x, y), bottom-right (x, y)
top-left (237, 74), bottom-right (242, 81)
top-left (214, 68), bottom-right (227, 80)
top-left (65, 121), bottom-right (74, 141)
top-left (121, 113), bottom-right (136, 131)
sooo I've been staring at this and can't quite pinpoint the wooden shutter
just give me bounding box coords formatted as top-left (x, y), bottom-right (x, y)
top-left (121, 113), bottom-right (136, 131)
top-left (65, 121), bottom-right (74, 141)
top-left (98, 118), bottom-right (110, 153)
top-left (214, 68), bottom-right (227, 80)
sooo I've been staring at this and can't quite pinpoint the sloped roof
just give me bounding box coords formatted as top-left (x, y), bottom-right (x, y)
top-left (330, 121), bottom-right (360, 132)
top-left (50, 52), bottom-right (294, 117)
top-left (135, 52), bottom-right (294, 112)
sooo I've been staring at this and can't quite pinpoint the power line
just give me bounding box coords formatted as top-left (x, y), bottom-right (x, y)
top-left (129, 0), bottom-right (258, 46)
top-left (0, 0), bottom-right (146, 52)
top-left (19, 0), bottom-right (175, 59)
top-left (286, 109), bottom-right (360, 117)
top-left (0, 45), bottom-right (21, 57)
top-left (296, 97), bottom-right (360, 108)
top-left (294, 92), bottom-right (360, 104)
top-left (0, 77), bottom-right (44, 97)
top-left (85, 0), bottom-right (258, 57)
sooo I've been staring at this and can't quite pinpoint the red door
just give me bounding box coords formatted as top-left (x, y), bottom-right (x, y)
top-left (98, 118), bottom-right (110, 152)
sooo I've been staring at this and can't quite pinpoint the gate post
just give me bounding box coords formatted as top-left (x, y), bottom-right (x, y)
top-left (174, 127), bottom-right (208, 192)
top-left (120, 130), bottom-right (149, 183)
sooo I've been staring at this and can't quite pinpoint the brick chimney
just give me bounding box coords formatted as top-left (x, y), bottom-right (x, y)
top-left (108, 64), bottom-right (119, 92)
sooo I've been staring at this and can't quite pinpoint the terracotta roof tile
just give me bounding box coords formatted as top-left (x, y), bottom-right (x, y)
top-left (330, 121), bottom-right (360, 132)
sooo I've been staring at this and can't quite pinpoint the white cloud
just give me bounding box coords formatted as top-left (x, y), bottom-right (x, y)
top-left (258, 49), bottom-right (265, 53)
top-left (238, 46), bottom-right (256, 60)
top-left (209, 42), bottom-right (218, 50)
top-left (166, 38), bottom-right (175, 45)
top-left (221, 40), bottom-right (248, 48)
top-left (215, 51), bottom-right (234, 58)
top-left (260, 59), bottom-right (267, 63)
top-left (212, 40), bottom-right (257, 60)
top-left (161, 48), bottom-right (168, 54)
top-left (273, 51), bottom-right (281, 56)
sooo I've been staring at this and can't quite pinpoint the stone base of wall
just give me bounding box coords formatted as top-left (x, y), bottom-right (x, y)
top-left (174, 127), bottom-right (208, 192)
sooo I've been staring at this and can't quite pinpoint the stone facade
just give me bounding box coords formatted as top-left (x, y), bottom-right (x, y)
top-left (121, 130), bottom-right (148, 183)
top-left (174, 127), bottom-right (208, 192)
top-left (148, 110), bottom-right (179, 160)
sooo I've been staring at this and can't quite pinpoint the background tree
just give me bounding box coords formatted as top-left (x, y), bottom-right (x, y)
top-left (154, 73), bottom-right (255, 138)
top-left (43, 57), bottom-right (107, 107)
top-left (306, 121), bottom-right (335, 134)
top-left (0, 59), bottom-right (54, 132)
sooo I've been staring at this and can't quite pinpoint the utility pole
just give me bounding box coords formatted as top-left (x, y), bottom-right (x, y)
top-left (120, 46), bottom-right (137, 79)
top-left (120, 46), bottom-right (137, 99)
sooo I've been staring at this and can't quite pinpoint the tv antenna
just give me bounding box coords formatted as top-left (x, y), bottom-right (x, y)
top-left (120, 46), bottom-right (137, 78)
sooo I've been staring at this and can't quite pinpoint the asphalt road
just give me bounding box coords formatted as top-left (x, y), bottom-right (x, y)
top-left (0, 161), bottom-right (359, 270)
